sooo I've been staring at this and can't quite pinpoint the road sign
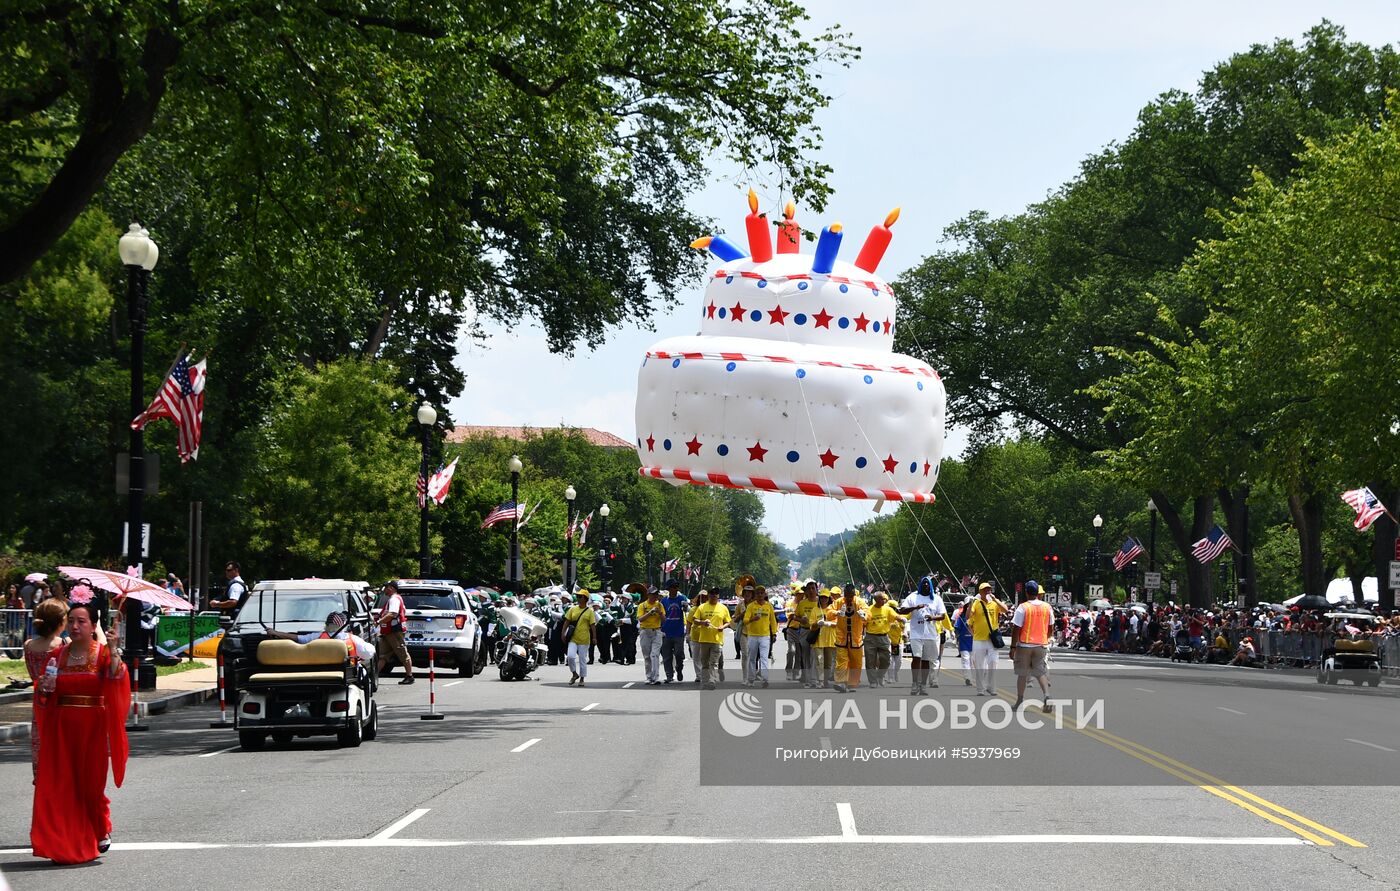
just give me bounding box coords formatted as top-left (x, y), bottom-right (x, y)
top-left (1144, 571), bottom-right (1162, 589)
top-left (1170, 580), bottom-right (1179, 597)
top-left (1389, 560), bottom-right (1400, 590)
top-left (121, 522), bottom-right (151, 559)
top-left (1052, 591), bottom-right (1071, 606)
top-left (1087, 584), bottom-right (1104, 600)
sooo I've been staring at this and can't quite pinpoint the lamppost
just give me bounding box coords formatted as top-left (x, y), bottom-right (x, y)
top-left (1147, 499), bottom-right (1158, 571)
top-left (1091, 514), bottom-right (1104, 589)
top-left (662, 539), bottom-right (671, 587)
top-left (597, 503), bottom-right (610, 591)
top-left (119, 223), bottom-right (157, 692)
top-left (416, 402), bottom-right (436, 576)
top-left (564, 485), bottom-right (577, 590)
top-left (1047, 525), bottom-right (1057, 596)
top-left (508, 455), bottom-right (523, 590)
top-left (644, 532), bottom-right (653, 588)
top-left (610, 537), bottom-right (619, 592)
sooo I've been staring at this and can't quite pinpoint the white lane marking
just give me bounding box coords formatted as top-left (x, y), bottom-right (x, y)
top-left (623, 682), bottom-right (636, 688)
top-left (511, 738), bottom-right (542, 753)
top-left (442, 680), bottom-right (464, 688)
top-left (1133, 688), bottom-right (1154, 693)
top-left (373, 808), bottom-right (430, 840)
top-left (581, 702), bottom-right (599, 712)
top-left (1345, 738), bottom-right (1396, 753)
top-left (837, 803), bottom-right (858, 838)
top-left (556, 810), bottom-right (638, 814)
top-left (1216, 707), bottom-right (1246, 716)
top-left (1301, 694), bottom-right (1326, 700)
top-left (0, 835), bottom-right (1311, 854)
top-left (197, 745), bottom-right (240, 758)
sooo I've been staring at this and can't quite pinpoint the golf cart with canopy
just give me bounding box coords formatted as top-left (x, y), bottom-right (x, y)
top-left (1318, 611), bottom-right (1382, 687)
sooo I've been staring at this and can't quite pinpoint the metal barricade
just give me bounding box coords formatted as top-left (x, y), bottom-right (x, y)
top-left (1, 608), bottom-right (32, 656)
top-left (1378, 635), bottom-right (1400, 679)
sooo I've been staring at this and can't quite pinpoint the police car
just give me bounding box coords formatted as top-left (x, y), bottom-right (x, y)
top-left (391, 579), bottom-right (481, 677)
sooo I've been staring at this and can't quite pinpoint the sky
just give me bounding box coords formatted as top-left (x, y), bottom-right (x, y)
top-left (449, 1), bottom-right (1399, 550)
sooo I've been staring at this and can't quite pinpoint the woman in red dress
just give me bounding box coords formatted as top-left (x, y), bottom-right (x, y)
top-left (23, 599), bottom-right (68, 780)
top-left (30, 600), bottom-right (130, 864)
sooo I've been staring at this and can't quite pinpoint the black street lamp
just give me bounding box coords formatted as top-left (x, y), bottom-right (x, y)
top-left (1147, 499), bottom-right (1158, 571)
top-left (416, 402), bottom-right (436, 576)
top-left (1091, 513), bottom-right (1104, 590)
top-left (119, 222), bottom-right (157, 692)
top-left (597, 503), bottom-right (610, 592)
top-left (564, 484), bottom-right (577, 590)
top-left (644, 532), bottom-right (653, 588)
top-left (662, 538), bottom-right (671, 587)
top-left (508, 454), bottom-right (523, 591)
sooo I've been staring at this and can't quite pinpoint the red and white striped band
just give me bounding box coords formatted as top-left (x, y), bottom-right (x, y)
top-left (639, 466), bottom-right (936, 503)
top-left (715, 269), bottom-right (894, 296)
top-left (647, 350), bottom-right (938, 379)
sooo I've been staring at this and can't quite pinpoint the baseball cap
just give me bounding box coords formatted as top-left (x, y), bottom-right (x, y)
top-left (978, 582), bottom-right (994, 593)
top-left (1024, 580), bottom-right (1039, 594)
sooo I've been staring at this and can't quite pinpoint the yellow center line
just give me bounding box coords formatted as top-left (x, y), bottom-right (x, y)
top-left (939, 667), bottom-right (1364, 847)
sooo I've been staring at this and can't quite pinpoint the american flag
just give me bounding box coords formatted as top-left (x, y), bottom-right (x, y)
top-left (1341, 487), bottom-right (1387, 531)
top-left (661, 557), bottom-right (679, 573)
top-left (1112, 537), bottom-right (1144, 572)
top-left (427, 457), bottom-right (458, 505)
top-left (131, 351), bottom-right (206, 463)
top-left (1191, 524), bottom-right (1233, 563)
top-left (481, 501), bottom-right (520, 529)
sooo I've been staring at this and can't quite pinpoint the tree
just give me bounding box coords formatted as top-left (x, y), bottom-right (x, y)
top-left (238, 359), bottom-right (421, 579)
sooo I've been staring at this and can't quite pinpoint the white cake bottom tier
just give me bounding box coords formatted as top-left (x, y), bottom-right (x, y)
top-left (634, 335), bottom-right (946, 502)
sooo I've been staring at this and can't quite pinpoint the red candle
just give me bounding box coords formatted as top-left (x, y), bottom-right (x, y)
top-left (745, 188), bottom-right (773, 263)
top-left (776, 201), bottom-right (800, 254)
top-left (854, 207), bottom-right (901, 273)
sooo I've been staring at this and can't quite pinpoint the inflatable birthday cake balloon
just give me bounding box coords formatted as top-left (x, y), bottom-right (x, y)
top-left (634, 191), bottom-right (945, 502)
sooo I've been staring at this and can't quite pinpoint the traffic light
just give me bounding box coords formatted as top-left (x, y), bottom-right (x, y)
top-left (1042, 553), bottom-right (1052, 573)
top-left (1049, 553), bottom-right (1061, 579)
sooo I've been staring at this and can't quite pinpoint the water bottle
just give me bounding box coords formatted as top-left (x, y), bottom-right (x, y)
top-left (43, 656), bottom-right (58, 697)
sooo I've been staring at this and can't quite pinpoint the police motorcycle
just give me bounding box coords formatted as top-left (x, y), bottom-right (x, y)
top-left (495, 604), bottom-right (549, 681)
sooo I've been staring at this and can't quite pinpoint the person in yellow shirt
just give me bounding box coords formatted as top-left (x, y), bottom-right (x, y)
top-left (563, 590), bottom-right (597, 687)
top-left (742, 589), bottom-right (779, 688)
top-left (833, 584), bottom-right (868, 693)
top-left (784, 585), bottom-right (800, 681)
top-left (690, 588), bottom-right (732, 690)
top-left (887, 609), bottom-right (905, 684)
top-left (966, 582), bottom-right (1009, 696)
top-left (790, 582), bottom-right (822, 687)
top-left (813, 590), bottom-right (839, 688)
top-left (864, 591), bottom-right (898, 687)
top-left (636, 587), bottom-right (667, 685)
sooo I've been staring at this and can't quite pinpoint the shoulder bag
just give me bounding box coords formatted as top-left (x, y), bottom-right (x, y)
top-left (980, 599), bottom-right (1004, 649)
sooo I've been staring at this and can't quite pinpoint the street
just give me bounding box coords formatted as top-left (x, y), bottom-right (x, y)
top-left (2, 642), bottom-right (1399, 890)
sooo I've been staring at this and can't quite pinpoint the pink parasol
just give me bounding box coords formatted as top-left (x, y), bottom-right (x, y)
top-left (24, 572), bottom-right (47, 582)
top-left (56, 565), bottom-right (195, 611)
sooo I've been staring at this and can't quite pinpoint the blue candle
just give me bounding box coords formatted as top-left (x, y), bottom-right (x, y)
top-left (690, 235), bottom-right (747, 263)
top-left (811, 223), bottom-right (843, 274)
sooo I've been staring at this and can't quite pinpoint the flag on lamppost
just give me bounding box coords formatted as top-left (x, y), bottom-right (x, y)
top-left (481, 501), bottom-right (520, 529)
top-left (1341, 487), bottom-right (1388, 531)
top-left (427, 457), bottom-right (458, 505)
top-left (516, 499), bottom-right (541, 530)
top-left (577, 510), bottom-right (594, 545)
top-left (1190, 524), bottom-right (1234, 563)
top-left (131, 349), bottom-right (207, 463)
top-left (1111, 537), bottom-right (1144, 572)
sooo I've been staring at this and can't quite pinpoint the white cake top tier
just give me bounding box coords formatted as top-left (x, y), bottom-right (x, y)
top-left (696, 254), bottom-right (897, 350)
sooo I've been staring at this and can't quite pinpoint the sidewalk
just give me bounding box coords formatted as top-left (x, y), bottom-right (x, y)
top-left (0, 662), bottom-right (219, 742)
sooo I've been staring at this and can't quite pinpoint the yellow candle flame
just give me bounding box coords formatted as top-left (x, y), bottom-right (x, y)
top-left (829, 223), bottom-right (843, 234)
top-left (747, 188), bottom-right (759, 214)
top-left (783, 201), bottom-right (795, 220)
top-left (690, 236), bottom-right (712, 249)
top-left (884, 207), bottom-right (901, 228)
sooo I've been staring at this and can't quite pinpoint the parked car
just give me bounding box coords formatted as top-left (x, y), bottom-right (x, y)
top-left (391, 579), bottom-right (481, 677)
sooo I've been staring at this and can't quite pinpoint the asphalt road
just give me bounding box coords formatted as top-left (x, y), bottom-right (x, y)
top-left (2, 641), bottom-right (1399, 890)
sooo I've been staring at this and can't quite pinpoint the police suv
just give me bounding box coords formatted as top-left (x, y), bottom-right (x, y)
top-left (391, 579), bottom-right (482, 677)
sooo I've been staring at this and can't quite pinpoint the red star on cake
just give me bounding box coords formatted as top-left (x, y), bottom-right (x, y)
top-left (730, 301), bottom-right (746, 321)
top-left (646, 435), bottom-right (655, 452)
top-left (819, 449), bottom-right (839, 468)
top-left (747, 441), bottom-right (768, 462)
top-left (854, 313), bottom-right (870, 332)
top-left (686, 436), bottom-right (703, 455)
top-left (768, 305), bottom-right (788, 325)
top-left (923, 461), bottom-right (932, 476)
top-left (706, 302), bottom-right (717, 319)
top-left (813, 308), bottom-right (833, 329)
top-left (882, 454), bottom-right (899, 474)
top-left (884, 317), bottom-right (892, 332)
